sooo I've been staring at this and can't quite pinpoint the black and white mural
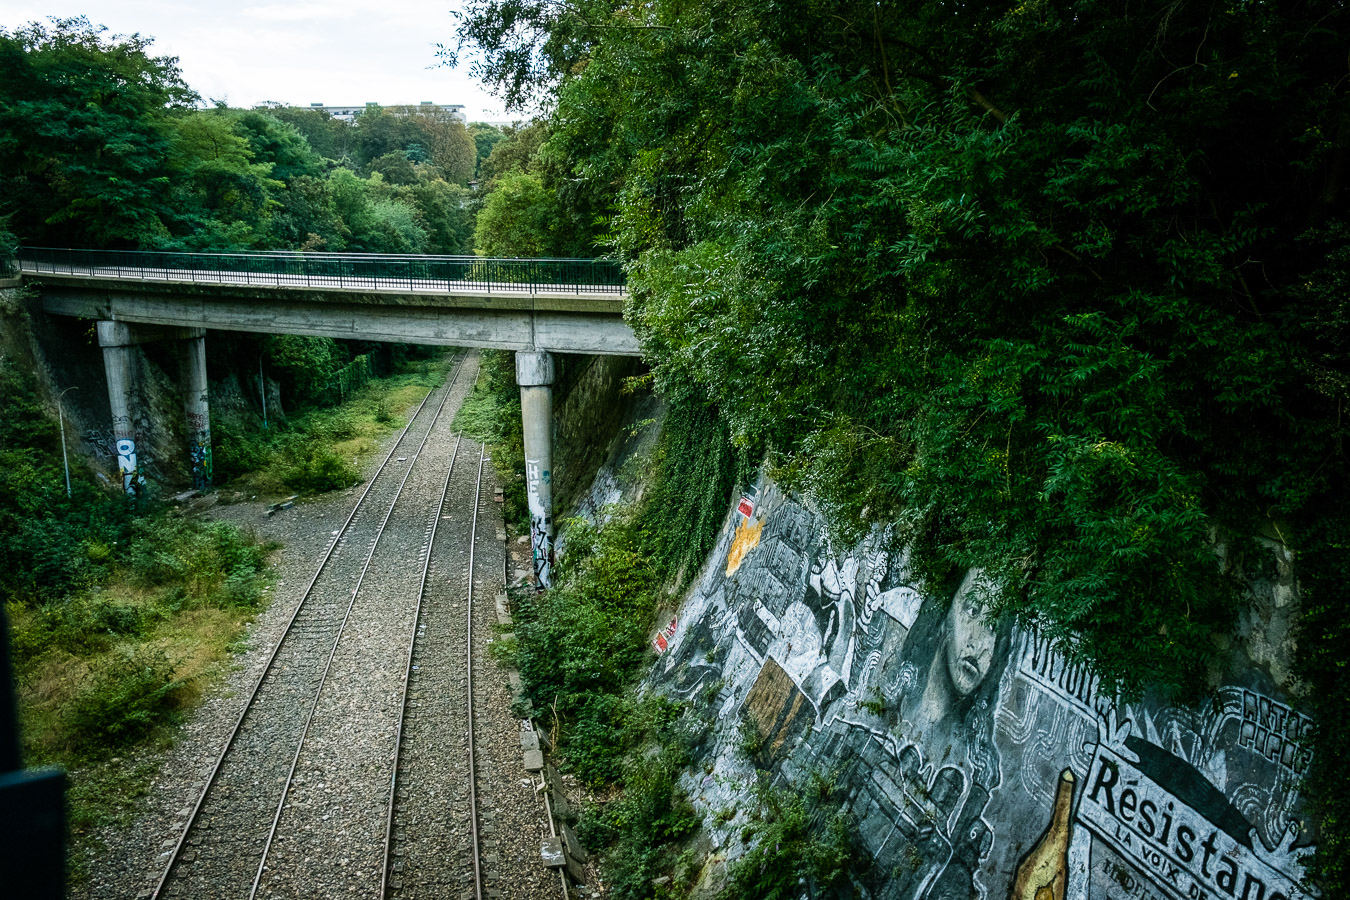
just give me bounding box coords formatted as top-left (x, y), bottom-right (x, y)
top-left (651, 480), bottom-right (1313, 900)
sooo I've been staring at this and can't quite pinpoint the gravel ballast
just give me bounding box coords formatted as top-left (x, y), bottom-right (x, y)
top-left (67, 351), bottom-right (562, 900)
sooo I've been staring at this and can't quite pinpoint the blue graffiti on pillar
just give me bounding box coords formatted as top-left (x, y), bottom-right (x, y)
top-left (189, 438), bottom-right (212, 490)
top-left (115, 437), bottom-right (139, 495)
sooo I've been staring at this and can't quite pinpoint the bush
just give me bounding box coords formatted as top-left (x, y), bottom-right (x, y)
top-left (124, 517), bottom-right (271, 609)
top-left (511, 515), bottom-right (656, 777)
top-left (278, 442), bottom-right (359, 493)
top-left (63, 647), bottom-right (187, 758)
top-left (719, 779), bottom-right (857, 900)
top-left (579, 746), bottom-right (702, 900)
top-left (211, 418), bottom-right (273, 483)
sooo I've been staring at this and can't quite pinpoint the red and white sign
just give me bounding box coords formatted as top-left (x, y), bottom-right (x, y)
top-left (652, 617), bottom-right (679, 654)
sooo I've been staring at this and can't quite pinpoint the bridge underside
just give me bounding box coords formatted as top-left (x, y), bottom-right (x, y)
top-left (36, 274), bottom-right (640, 356)
top-left (28, 272), bottom-right (628, 587)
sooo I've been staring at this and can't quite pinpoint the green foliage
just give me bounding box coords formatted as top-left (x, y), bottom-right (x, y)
top-left (460, 0), bottom-right (1350, 697)
top-left (156, 108), bottom-right (284, 250)
top-left (474, 171), bottom-right (556, 256)
top-left (510, 514), bottom-right (657, 777)
top-left (451, 0), bottom-right (1350, 884)
top-left (351, 105), bottom-right (477, 185)
top-left (0, 23), bottom-right (480, 253)
top-left (266, 334), bottom-right (344, 405)
top-left (408, 178), bottom-right (476, 254)
top-left (578, 739), bottom-right (702, 900)
top-left (61, 646), bottom-right (187, 758)
top-left (1287, 223), bottom-right (1350, 893)
top-left (470, 119), bottom-right (604, 256)
top-left (8, 515), bottom-right (273, 664)
top-left (232, 109), bottom-right (322, 181)
top-left (0, 17), bottom-right (196, 246)
top-left (1292, 509), bottom-right (1350, 890)
top-left (641, 386), bottom-right (753, 587)
top-left (468, 122), bottom-right (506, 179)
top-left (122, 517), bottom-right (270, 606)
top-left (478, 121), bottom-right (548, 188)
top-left (211, 418), bottom-right (272, 484)
top-left (494, 371), bottom-right (750, 891)
top-left (218, 351), bottom-right (447, 496)
top-left (0, 357), bottom-right (129, 602)
top-left (275, 442), bottom-right (359, 494)
top-left (719, 779), bottom-right (857, 900)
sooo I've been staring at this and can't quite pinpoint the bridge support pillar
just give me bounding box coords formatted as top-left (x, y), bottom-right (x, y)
top-left (176, 333), bottom-right (212, 490)
top-left (97, 322), bottom-right (145, 496)
top-left (98, 322), bottom-right (211, 495)
top-left (516, 350), bottom-right (555, 588)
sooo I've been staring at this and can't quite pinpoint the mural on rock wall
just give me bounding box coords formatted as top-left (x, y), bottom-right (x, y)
top-left (652, 481), bottom-right (1313, 900)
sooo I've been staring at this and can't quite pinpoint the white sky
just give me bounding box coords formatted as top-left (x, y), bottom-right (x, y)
top-left (1, 1), bottom-right (526, 123)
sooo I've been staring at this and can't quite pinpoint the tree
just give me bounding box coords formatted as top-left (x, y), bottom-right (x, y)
top-left (264, 105), bottom-right (355, 165)
top-left (478, 120), bottom-right (547, 188)
top-left (367, 150), bottom-right (420, 186)
top-left (409, 178), bottom-right (476, 254)
top-left (468, 122), bottom-right (506, 179)
top-left (452, 0), bottom-right (1350, 884)
top-left (232, 110), bottom-right (323, 181)
top-left (160, 109), bottom-right (282, 249)
top-left (0, 17), bottom-right (196, 246)
top-left (474, 171), bottom-right (555, 257)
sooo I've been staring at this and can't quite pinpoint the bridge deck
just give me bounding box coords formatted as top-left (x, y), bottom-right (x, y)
top-left (26, 265), bottom-right (639, 356)
top-left (17, 260), bottom-right (628, 299)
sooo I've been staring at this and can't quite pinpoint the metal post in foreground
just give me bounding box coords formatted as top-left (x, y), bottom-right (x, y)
top-left (57, 387), bottom-right (77, 498)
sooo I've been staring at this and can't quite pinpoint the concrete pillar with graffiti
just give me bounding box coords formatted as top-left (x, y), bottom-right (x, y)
top-left (97, 321), bottom-right (144, 496)
top-left (516, 350), bottom-right (555, 588)
top-left (177, 331), bottom-right (212, 490)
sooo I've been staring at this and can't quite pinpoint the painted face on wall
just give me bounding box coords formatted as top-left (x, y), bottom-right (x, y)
top-left (943, 571), bottom-right (996, 698)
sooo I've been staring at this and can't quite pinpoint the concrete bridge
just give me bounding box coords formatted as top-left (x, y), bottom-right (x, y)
top-left (16, 248), bottom-right (639, 586)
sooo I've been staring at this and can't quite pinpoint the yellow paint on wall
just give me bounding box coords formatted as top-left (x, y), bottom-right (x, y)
top-left (726, 517), bottom-right (764, 576)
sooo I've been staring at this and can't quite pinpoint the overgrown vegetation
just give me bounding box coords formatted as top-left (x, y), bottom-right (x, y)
top-left (450, 0), bottom-right (1350, 885)
top-left (0, 18), bottom-right (480, 254)
top-left (486, 371), bottom-right (781, 896)
top-left (0, 334), bottom-right (452, 882)
top-left (718, 777), bottom-right (857, 900)
top-left (215, 351), bottom-right (447, 495)
top-left (1, 350), bottom-right (277, 844)
top-left (7, 514), bottom-right (274, 841)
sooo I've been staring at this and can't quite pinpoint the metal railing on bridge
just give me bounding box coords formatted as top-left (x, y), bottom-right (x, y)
top-left (14, 247), bottom-right (626, 294)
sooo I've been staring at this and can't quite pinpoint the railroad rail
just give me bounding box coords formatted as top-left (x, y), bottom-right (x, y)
top-left (383, 431), bottom-right (499, 900)
top-left (151, 353), bottom-right (467, 900)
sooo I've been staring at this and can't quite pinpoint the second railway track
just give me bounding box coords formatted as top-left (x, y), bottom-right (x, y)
top-left (152, 351), bottom-right (480, 900)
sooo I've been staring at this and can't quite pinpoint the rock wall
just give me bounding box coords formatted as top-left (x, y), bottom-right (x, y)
top-left (551, 354), bottom-right (647, 520)
top-left (650, 478), bottom-right (1313, 900)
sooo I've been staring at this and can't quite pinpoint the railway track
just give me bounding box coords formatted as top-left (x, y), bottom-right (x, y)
top-left (380, 435), bottom-right (483, 900)
top-left (380, 404), bottom-right (554, 900)
top-left (152, 352), bottom-right (474, 900)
